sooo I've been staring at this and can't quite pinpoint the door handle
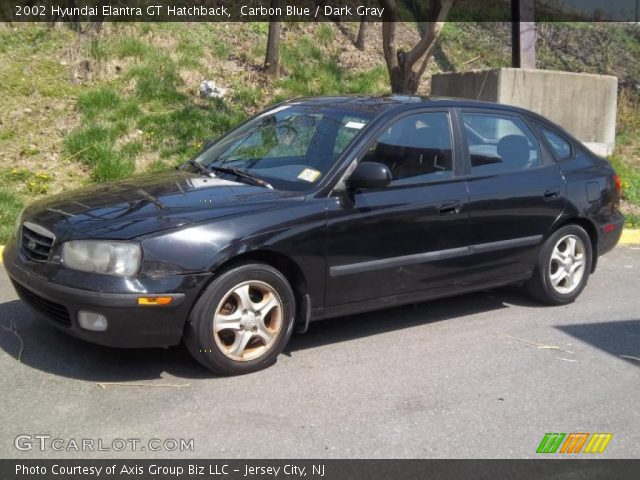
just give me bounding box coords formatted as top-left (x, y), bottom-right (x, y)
top-left (439, 201), bottom-right (462, 215)
top-left (544, 188), bottom-right (561, 200)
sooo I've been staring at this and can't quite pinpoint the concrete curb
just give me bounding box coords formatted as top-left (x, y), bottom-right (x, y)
top-left (620, 229), bottom-right (640, 245)
top-left (0, 230), bottom-right (639, 265)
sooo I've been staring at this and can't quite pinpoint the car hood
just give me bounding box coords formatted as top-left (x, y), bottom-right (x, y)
top-left (22, 171), bottom-right (304, 241)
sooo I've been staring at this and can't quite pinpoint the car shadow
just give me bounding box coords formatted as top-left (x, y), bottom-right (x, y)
top-left (0, 286), bottom-right (538, 382)
top-left (285, 285), bottom-right (540, 353)
top-left (555, 320), bottom-right (640, 368)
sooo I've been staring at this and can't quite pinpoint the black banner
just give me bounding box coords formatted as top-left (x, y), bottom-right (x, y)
top-left (1, 0), bottom-right (639, 23)
top-left (2, 460), bottom-right (640, 480)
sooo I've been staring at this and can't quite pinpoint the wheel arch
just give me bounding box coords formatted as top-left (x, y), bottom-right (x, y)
top-left (205, 249), bottom-right (311, 329)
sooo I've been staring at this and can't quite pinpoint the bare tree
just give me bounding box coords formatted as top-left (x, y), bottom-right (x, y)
top-left (264, 0), bottom-right (282, 77)
top-left (356, 18), bottom-right (367, 50)
top-left (380, 0), bottom-right (454, 94)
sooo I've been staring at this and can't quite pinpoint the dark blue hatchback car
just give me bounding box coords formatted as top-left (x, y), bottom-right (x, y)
top-left (3, 95), bottom-right (624, 374)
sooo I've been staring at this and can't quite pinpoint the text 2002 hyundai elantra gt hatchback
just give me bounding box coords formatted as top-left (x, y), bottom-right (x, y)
top-left (3, 95), bottom-right (623, 375)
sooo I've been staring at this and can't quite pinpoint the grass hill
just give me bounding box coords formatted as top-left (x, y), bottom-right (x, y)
top-left (0, 21), bottom-right (639, 241)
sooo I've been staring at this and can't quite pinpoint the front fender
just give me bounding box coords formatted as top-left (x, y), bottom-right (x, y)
top-left (139, 198), bottom-right (328, 307)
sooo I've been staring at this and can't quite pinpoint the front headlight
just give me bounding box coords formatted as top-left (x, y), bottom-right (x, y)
top-left (62, 241), bottom-right (141, 277)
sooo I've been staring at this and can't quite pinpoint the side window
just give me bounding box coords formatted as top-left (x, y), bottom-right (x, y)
top-left (462, 113), bottom-right (542, 175)
top-left (541, 127), bottom-right (572, 160)
top-left (363, 112), bottom-right (453, 184)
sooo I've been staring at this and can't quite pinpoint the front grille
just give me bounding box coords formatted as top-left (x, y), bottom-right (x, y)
top-left (12, 281), bottom-right (71, 327)
top-left (21, 222), bottom-right (54, 262)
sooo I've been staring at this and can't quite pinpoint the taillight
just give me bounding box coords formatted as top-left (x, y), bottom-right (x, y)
top-left (613, 173), bottom-right (622, 195)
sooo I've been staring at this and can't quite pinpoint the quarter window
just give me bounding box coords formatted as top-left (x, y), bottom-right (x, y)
top-left (541, 127), bottom-right (572, 160)
top-left (462, 113), bottom-right (542, 175)
top-left (362, 112), bottom-right (453, 184)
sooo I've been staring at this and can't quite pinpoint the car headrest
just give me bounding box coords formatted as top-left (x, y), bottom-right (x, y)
top-left (497, 135), bottom-right (530, 164)
top-left (375, 142), bottom-right (404, 159)
top-left (405, 126), bottom-right (446, 150)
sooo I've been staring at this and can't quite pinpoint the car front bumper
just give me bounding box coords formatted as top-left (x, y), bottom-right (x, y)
top-left (3, 241), bottom-right (208, 348)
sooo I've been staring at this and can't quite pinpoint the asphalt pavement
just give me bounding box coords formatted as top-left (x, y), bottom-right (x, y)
top-left (0, 247), bottom-right (638, 459)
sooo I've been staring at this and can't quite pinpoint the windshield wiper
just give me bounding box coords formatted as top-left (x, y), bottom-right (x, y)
top-left (209, 166), bottom-right (273, 189)
top-left (185, 159), bottom-right (213, 177)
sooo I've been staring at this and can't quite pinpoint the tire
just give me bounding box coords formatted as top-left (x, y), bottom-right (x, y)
top-left (184, 263), bottom-right (296, 375)
top-left (526, 224), bottom-right (593, 306)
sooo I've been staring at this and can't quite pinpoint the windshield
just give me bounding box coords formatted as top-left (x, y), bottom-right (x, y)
top-left (193, 104), bottom-right (373, 191)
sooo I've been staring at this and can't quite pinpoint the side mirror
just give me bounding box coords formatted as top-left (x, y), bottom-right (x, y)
top-left (346, 162), bottom-right (392, 190)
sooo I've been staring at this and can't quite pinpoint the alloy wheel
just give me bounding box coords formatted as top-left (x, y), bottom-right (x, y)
top-left (548, 234), bottom-right (587, 295)
top-left (212, 280), bottom-right (284, 361)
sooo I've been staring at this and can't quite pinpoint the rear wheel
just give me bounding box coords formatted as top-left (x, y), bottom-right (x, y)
top-left (526, 225), bottom-right (593, 305)
top-left (185, 263), bottom-right (295, 375)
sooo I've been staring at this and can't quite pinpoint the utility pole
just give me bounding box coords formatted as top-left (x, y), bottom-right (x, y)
top-left (511, 0), bottom-right (536, 69)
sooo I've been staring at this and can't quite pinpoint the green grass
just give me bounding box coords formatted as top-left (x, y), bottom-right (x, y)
top-left (625, 214), bottom-right (640, 228)
top-left (128, 61), bottom-right (185, 104)
top-left (65, 124), bottom-right (120, 165)
top-left (113, 36), bottom-right (154, 58)
top-left (63, 31), bottom-right (250, 180)
top-left (89, 144), bottom-right (136, 182)
top-left (89, 37), bottom-right (108, 61)
top-left (438, 23), bottom-right (510, 70)
top-left (316, 24), bottom-right (335, 45)
top-left (0, 189), bottom-right (24, 243)
top-left (77, 88), bottom-right (122, 120)
top-left (212, 40), bottom-right (231, 60)
top-left (610, 154), bottom-right (640, 207)
top-left (232, 85), bottom-right (263, 107)
top-left (0, 168), bottom-right (54, 196)
top-left (0, 25), bottom-right (70, 55)
top-left (1, 21), bottom-right (639, 242)
top-left (611, 90), bottom-right (640, 228)
top-left (277, 35), bottom-right (387, 96)
top-left (53, 24), bottom-right (388, 201)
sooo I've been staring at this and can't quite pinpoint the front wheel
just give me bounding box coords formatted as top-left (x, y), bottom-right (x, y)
top-left (526, 225), bottom-right (593, 305)
top-left (185, 263), bottom-right (296, 375)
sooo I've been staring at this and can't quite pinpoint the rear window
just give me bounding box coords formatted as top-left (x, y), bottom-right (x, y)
top-left (541, 127), bottom-right (572, 160)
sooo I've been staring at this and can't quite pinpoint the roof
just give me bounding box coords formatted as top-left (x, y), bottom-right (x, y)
top-left (291, 94), bottom-right (529, 116)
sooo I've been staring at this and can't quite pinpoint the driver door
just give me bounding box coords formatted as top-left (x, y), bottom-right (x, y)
top-left (324, 110), bottom-right (470, 306)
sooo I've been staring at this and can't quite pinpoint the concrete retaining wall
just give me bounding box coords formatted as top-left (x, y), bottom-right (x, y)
top-left (431, 68), bottom-right (618, 156)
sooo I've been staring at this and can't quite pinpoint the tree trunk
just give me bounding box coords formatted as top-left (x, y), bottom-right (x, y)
top-left (380, 0), bottom-right (453, 95)
top-left (356, 18), bottom-right (367, 50)
top-left (388, 64), bottom-right (420, 94)
top-left (87, 0), bottom-right (104, 35)
top-left (264, 0), bottom-right (282, 77)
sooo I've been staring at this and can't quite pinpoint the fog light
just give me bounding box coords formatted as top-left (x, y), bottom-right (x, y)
top-left (78, 311), bottom-right (108, 331)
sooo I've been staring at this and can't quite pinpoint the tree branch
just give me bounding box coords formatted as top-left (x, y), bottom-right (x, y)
top-left (416, 21), bottom-right (447, 78)
top-left (405, 0), bottom-right (454, 67)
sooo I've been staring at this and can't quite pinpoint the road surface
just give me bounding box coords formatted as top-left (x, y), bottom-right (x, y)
top-left (1, 247), bottom-right (638, 458)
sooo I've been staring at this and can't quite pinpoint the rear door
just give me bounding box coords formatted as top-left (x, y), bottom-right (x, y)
top-left (457, 108), bottom-right (566, 282)
top-left (324, 109), bottom-right (470, 306)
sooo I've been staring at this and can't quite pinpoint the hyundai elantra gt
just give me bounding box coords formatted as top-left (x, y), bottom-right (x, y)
top-left (3, 95), bottom-right (623, 374)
